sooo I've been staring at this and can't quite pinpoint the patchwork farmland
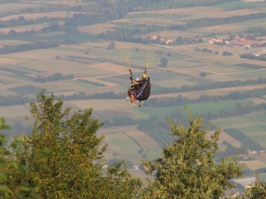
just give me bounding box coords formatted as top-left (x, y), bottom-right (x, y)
top-left (1, 0), bottom-right (266, 178)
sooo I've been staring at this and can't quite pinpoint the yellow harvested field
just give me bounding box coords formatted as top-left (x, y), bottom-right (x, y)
top-left (248, 97), bottom-right (266, 105)
top-left (34, 80), bottom-right (114, 95)
top-left (0, 105), bottom-right (30, 117)
top-left (92, 62), bottom-right (128, 74)
top-left (4, 48), bottom-right (79, 61)
top-left (114, 17), bottom-right (177, 27)
top-left (40, 0), bottom-right (89, 5)
top-left (0, 57), bottom-right (24, 65)
top-left (125, 130), bottom-right (159, 149)
top-left (0, 3), bottom-right (38, 12)
top-left (0, 40), bottom-right (29, 46)
top-left (239, 160), bottom-right (266, 171)
top-left (0, 87), bottom-right (17, 96)
top-left (253, 153), bottom-right (266, 165)
top-left (158, 31), bottom-right (196, 38)
top-left (0, 12), bottom-right (84, 21)
top-left (196, 24), bottom-right (240, 32)
top-left (84, 77), bottom-right (118, 87)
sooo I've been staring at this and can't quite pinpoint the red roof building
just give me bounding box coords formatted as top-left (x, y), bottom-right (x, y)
top-left (229, 39), bottom-right (261, 47)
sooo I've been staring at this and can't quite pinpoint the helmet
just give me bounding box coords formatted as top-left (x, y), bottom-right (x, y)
top-left (136, 78), bottom-right (139, 81)
top-left (142, 73), bottom-right (147, 79)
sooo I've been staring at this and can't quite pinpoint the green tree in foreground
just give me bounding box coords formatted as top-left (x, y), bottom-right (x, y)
top-left (4, 92), bottom-right (266, 198)
top-left (244, 175), bottom-right (266, 199)
top-left (1, 91), bottom-right (141, 199)
top-left (141, 109), bottom-right (244, 199)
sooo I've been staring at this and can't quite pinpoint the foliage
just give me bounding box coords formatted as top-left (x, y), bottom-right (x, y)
top-left (0, 40), bottom-right (75, 55)
top-left (175, 36), bottom-right (203, 45)
top-left (173, 12), bottom-right (266, 31)
top-left (1, 119), bottom-right (38, 199)
top-left (199, 72), bottom-right (206, 77)
top-left (245, 175), bottom-right (266, 199)
top-left (160, 58), bottom-right (168, 67)
top-left (140, 109), bottom-right (243, 199)
top-left (194, 47), bottom-right (213, 54)
top-left (240, 53), bottom-right (266, 62)
top-left (247, 26), bottom-right (266, 37)
top-left (1, 91), bottom-right (141, 199)
top-left (0, 118), bottom-right (11, 131)
top-left (106, 42), bottom-right (115, 50)
top-left (223, 51), bottom-right (233, 56)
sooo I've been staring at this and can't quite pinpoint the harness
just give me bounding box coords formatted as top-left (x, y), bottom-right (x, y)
top-left (136, 78), bottom-right (151, 101)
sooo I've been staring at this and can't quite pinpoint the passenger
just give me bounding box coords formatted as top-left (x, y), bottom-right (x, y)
top-left (126, 77), bottom-right (140, 106)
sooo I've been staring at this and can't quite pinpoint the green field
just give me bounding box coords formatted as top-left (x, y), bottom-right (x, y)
top-left (9, 85), bottom-right (46, 95)
top-left (131, 99), bottom-right (249, 119)
top-left (105, 133), bottom-right (140, 154)
top-left (66, 80), bottom-right (103, 88)
top-left (213, 112), bottom-right (266, 149)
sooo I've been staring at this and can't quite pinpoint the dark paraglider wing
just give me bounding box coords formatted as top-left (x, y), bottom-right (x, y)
top-left (136, 78), bottom-right (151, 101)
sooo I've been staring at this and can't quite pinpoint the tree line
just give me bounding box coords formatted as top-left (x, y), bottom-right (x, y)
top-left (240, 53), bottom-right (266, 62)
top-left (0, 38), bottom-right (80, 55)
top-left (0, 16), bottom-right (62, 28)
top-left (246, 26), bottom-right (266, 37)
top-left (171, 12), bottom-right (266, 31)
top-left (0, 22), bottom-right (80, 40)
top-left (3, 91), bottom-right (260, 199)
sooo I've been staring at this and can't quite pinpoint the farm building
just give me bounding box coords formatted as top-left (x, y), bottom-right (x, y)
top-left (151, 36), bottom-right (173, 45)
top-left (208, 38), bottom-right (223, 44)
top-left (229, 38), bottom-right (262, 48)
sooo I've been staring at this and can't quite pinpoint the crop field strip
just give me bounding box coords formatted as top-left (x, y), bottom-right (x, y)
top-left (104, 133), bottom-right (141, 155)
top-left (239, 160), bottom-right (266, 171)
top-left (0, 105), bottom-right (30, 118)
top-left (224, 128), bottom-right (265, 151)
top-left (216, 130), bottom-right (242, 148)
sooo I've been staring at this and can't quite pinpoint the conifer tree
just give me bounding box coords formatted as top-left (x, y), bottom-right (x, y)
top-left (141, 109), bottom-right (243, 199)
